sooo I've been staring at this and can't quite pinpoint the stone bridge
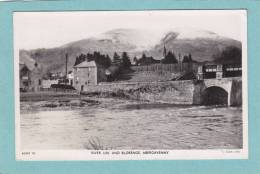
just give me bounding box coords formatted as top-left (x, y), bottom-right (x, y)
top-left (193, 77), bottom-right (242, 106)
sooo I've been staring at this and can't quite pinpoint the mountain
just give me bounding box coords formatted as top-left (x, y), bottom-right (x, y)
top-left (62, 28), bottom-right (161, 59)
top-left (148, 29), bottom-right (241, 62)
top-left (19, 28), bottom-right (241, 75)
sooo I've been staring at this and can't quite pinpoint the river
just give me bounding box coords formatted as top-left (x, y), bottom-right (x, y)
top-left (20, 97), bottom-right (243, 150)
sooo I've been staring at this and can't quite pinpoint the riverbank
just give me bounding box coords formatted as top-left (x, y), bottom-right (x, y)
top-left (20, 91), bottom-right (80, 102)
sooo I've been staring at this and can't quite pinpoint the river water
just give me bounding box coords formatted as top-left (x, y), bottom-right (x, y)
top-left (20, 98), bottom-right (243, 150)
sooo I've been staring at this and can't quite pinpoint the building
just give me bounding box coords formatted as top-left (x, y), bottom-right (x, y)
top-left (19, 63), bottom-right (32, 91)
top-left (42, 79), bottom-right (59, 89)
top-left (197, 63), bottom-right (242, 80)
top-left (73, 60), bottom-right (106, 91)
top-left (67, 71), bottom-right (74, 86)
top-left (19, 62), bottom-right (43, 92)
top-left (30, 62), bottom-right (43, 92)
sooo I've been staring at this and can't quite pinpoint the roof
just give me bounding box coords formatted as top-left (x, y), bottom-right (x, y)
top-left (74, 61), bottom-right (97, 68)
top-left (19, 63), bottom-right (26, 71)
top-left (20, 63), bottom-right (37, 72)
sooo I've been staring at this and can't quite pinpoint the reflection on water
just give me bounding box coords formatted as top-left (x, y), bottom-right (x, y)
top-left (20, 98), bottom-right (242, 150)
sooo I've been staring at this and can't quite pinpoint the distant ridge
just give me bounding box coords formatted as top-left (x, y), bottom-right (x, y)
top-left (20, 28), bottom-right (241, 75)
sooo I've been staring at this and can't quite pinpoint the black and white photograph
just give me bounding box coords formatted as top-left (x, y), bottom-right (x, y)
top-left (14, 10), bottom-right (248, 160)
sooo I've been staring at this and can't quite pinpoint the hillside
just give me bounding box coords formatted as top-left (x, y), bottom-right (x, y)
top-left (19, 28), bottom-right (242, 75)
top-left (148, 30), bottom-right (241, 62)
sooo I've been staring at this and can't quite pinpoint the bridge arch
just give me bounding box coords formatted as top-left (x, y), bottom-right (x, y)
top-left (202, 86), bottom-right (228, 105)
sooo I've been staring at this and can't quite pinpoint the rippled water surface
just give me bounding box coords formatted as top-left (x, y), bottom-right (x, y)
top-left (20, 98), bottom-right (242, 150)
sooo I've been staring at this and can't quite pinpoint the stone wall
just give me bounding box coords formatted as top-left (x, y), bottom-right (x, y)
top-left (81, 78), bottom-right (242, 106)
top-left (83, 81), bottom-right (195, 104)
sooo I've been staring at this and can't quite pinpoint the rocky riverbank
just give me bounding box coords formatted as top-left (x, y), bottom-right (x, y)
top-left (20, 98), bottom-right (100, 110)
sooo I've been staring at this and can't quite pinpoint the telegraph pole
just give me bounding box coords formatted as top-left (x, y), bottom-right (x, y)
top-left (65, 53), bottom-right (68, 85)
top-left (178, 53), bottom-right (182, 72)
top-left (161, 44), bottom-right (166, 75)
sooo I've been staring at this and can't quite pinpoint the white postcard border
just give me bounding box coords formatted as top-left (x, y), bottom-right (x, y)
top-left (14, 10), bottom-right (248, 161)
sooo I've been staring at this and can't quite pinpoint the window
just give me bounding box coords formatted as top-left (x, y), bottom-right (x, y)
top-left (206, 68), bottom-right (216, 72)
top-left (85, 80), bottom-right (90, 85)
top-left (22, 76), bottom-right (28, 80)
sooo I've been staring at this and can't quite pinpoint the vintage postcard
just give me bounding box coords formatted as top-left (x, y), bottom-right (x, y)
top-left (14, 10), bottom-right (248, 160)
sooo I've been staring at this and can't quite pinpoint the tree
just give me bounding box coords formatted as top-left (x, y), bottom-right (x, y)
top-left (74, 57), bottom-right (79, 66)
top-left (137, 53), bottom-right (160, 66)
top-left (133, 56), bottom-right (138, 65)
top-left (182, 55), bottom-right (189, 63)
top-left (121, 52), bottom-right (131, 68)
top-left (188, 53), bottom-right (192, 62)
top-left (161, 51), bottom-right (178, 64)
top-left (86, 53), bottom-right (94, 61)
top-left (141, 53), bottom-right (146, 59)
top-left (112, 52), bottom-right (121, 65)
top-left (104, 54), bottom-right (112, 68)
top-left (138, 53), bottom-right (148, 65)
top-left (74, 52), bottom-right (112, 68)
top-left (182, 53), bottom-right (193, 63)
top-left (163, 45), bottom-right (167, 58)
top-left (141, 53), bottom-right (148, 65)
top-left (214, 46), bottom-right (242, 64)
top-left (74, 54), bottom-right (87, 66)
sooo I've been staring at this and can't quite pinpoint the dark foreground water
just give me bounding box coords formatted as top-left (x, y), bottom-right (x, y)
top-left (20, 98), bottom-right (242, 150)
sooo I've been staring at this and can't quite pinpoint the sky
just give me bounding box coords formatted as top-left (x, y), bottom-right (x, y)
top-left (13, 10), bottom-right (246, 50)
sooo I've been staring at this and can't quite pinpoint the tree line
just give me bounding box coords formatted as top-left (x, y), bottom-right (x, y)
top-left (74, 50), bottom-right (195, 68)
top-left (213, 46), bottom-right (242, 65)
top-left (74, 51), bottom-right (131, 68)
top-left (134, 51), bottom-right (194, 66)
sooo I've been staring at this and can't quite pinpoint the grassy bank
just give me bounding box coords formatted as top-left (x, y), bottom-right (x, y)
top-left (20, 91), bottom-right (80, 102)
top-left (80, 83), bottom-right (187, 104)
top-left (20, 90), bottom-right (138, 102)
top-left (80, 86), bottom-right (159, 102)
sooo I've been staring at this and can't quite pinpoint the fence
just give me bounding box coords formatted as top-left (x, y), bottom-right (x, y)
top-left (131, 62), bottom-right (198, 73)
